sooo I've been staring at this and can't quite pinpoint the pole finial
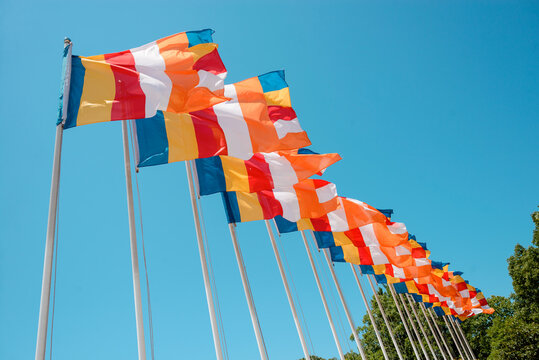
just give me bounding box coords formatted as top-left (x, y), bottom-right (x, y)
top-left (64, 37), bottom-right (71, 45)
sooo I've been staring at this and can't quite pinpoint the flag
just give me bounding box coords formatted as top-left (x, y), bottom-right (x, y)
top-left (62, 29), bottom-right (228, 128)
top-left (134, 70), bottom-right (311, 167)
top-left (194, 149), bottom-right (341, 195)
top-left (222, 179), bottom-right (338, 223)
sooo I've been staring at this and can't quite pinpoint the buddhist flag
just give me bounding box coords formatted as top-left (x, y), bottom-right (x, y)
top-left (222, 179), bottom-right (338, 223)
top-left (194, 149), bottom-right (341, 195)
top-left (62, 29), bottom-right (228, 128)
top-left (134, 70), bottom-right (311, 166)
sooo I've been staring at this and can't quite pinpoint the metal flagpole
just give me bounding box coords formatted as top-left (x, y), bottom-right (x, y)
top-left (442, 314), bottom-right (466, 360)
top-left (399, 293), bottom-right (430, 360)
top-left (35, 38), bottom-right (71, 360)
top-left (366, 276), bottom-right (405, 360)
top-left (122, 120), bottom-right (147, 360)
top-left (419, 304), bottom-right (448, 360)
top-left (319, 247), bottom-right (368, 360)
top-left (227, 223), bottom-right (268, 360)
top-left (350, 266), bottom-right (390, 360)
top-left (300, 231), bottom-right (345, 360)
top-left (427, 308), bottom-right (455, 360)
top-left (454, 318), bottom-right (476, 360)
top-left (387, 284), bottom-right (422, 360)
top-left (405, 294), bottom-right (438, 360)
top-left (185, 161), bottom-right (224, 360)
top-left (448, 316), bottom-right (472, 360)
top-left (264, 221), bottom-right (311, 360)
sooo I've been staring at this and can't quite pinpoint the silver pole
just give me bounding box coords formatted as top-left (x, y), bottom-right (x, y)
top-left (387, 284), bottom-right (422, 360)
top-left (227, 223), bottom-right (268, 360)
top-left (122, 121), bottom-right (147, 360)
top-left (442, 314), bottom-right (465, 360)
top-left (419, 304), bottom-right (447, 360)
top-left (320, 248), bottom-right (367, 360)
top-left (406, 295), bottom-right (438, 360)
top-left (367, 276), bottom-right (405, 360)
top-left (399, 293), bottom-right (430, 360)
top-left (265, 221), bottom-right (310, 360)
top-left (35, 38), bottom-right (71, 360)
top-left (448, 316), bottom-right (472, 360)
top-left (454, 318), bottom-right (476, 360)
top-left (301, 231), bottom-right (345, 360)
top-left (350, 266), bottom-right (389, 360)
top-left (185, 161), bottom-right (224, 360)
top-left (427, 308), bottom-right (455, 360)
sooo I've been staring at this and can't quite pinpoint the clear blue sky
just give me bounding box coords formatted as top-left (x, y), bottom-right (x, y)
top-left (1, 1), bottom-right (538, 359)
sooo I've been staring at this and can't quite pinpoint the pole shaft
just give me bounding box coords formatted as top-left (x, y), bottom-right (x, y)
top-left (265, 221), bottom-right (310, 360)
top-left (301, 231), bottom-right (345, 360)
top-left (227, 223), bottom-right (268, 360)
top-left (321, 249), bottom-right (367, 360)
top-left (455, 318), bottom-right (476, 359)
top-left (185, 161), bottom-right (224, 360)
top-left (419, 304), bottom-right (448, 360)
top-left (406, 295), bottom-right (438, 360)
top-left (448, 316), bottom-right (471, 360)
top-left (399, 293), bottom-right (430, 360)
top-left (122, 121), bottom-right (147, 360)
top-left (350, 266), bottom-right (389, 360)
top-left (442, 315), bottom-right (466, 360)
top-left (388, 284), bottom-right (422, 360)
top-left (428, 308), bottom-right (455, 360)
top-left (367, 276), bottom-right (405, 360)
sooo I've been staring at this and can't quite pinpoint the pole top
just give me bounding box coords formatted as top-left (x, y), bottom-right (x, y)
top-left (64, 37), bottom-right (71, 45)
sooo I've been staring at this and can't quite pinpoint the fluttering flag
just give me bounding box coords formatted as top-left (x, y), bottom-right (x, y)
top-left (134, 71), bottom-right (311, 166)
top-left (194, 149), bottom-right (341, 195)
top-left (222, 179), bottom-right (338, 223)
top-left (62, 29), bottom-right (228, 128)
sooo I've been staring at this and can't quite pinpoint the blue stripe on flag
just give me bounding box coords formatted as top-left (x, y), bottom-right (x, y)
top-left (329, 246), bottom-right (345, 262)
top-left (433, 307), bottom-right (445, 317)
top-left (195, 156), bottom-right (226, 196)
top-left (221, 192), bottom-right (241, 224)
top-left (274, 216), bottom-right (298, 233)
top-left (393, 282), bottom-right (408, 294)
top-left (374, 274), bottom-right (387, 284)
top-left (64, 56), bottom-right (85, 129)
top-left (258, 70), bottom-right (287, 93)
top-left (186, 29), bottom-right (214, 47)
top-left (360, 265), bottom-right (375, 275)
top-left (314, 232), bottom-right (335, 248)
top-left (135, 112), bottom-right (169, 167)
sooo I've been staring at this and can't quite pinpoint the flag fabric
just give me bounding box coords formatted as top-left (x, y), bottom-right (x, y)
top-left (134, 70), bottom-right (311, 167)
top-left (194, 149), bottom-right (341, 195)
top-left (222, 179), bottom-right (338, 223)
top-left (62, 29), bottom-right (228, 128)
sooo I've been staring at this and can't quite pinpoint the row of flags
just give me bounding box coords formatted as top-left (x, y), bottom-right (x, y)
top-left (59, 29), bottom-right (493, 322)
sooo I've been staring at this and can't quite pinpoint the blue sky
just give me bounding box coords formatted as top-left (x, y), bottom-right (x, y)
top-left (1, 1), bottom-right (538, 359)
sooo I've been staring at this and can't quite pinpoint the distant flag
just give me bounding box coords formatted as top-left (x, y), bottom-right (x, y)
top-left (222, 179), bottom-right (338, 223)
top-left (134, 71), bottom-right (311, 166)
top-left (62, 29), bottom-right (228, 128)
top-left (194, 149), bottom-right (341, 195)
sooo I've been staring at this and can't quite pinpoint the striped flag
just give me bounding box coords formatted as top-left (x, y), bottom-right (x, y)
top-left (194, 149), bottom-right (341, 195)
top-left (222, 179), bottom-right (338, 223)
top-left (63, 29), bottom-right (228, 128)
top-left (134, 71), bottom-right (311, 166)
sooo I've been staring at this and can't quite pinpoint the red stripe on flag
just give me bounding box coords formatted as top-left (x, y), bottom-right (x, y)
top-left (246, 154), bottom-right (274, 192)
top-left (256, 191), bottom-right (282, 220)
top-left (310, 215), bottom-right (332, 232)
top-left (267, 106), bottom-right (297, 123)
top-left (385, 264), bottom-right (394, 277)
top-left (345, 228), bottom-right (367, 247)
top-left (104, 50), bottom-right (146, 120)
top-left (190, 108), bottom-right (227, 158)
top-left (193, 48), bottom-right (226, 75)
top-left (412, 247), bottom-right (426, 259)
top-left (357, 246), bottom-right (373, 265)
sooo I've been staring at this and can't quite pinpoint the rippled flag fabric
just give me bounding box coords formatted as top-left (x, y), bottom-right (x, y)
top-left (62, 29), bottom-right (228, 128)
top-left (134, 71), bottom-right (311, 166)
top-left (222, 179), bottom-right (338, 223)
top-left (194, 149), bottom-right (341, 195)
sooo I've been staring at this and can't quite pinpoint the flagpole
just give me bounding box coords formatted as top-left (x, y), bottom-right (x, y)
top-left (419, 304), bottom-right (448, 360)
top-left (448, 316), bottom-right (472, 360)
top-left (442, 314), bottom-right (466, 360)
top-left (265, 221), bottom-right (311, 360)
top-left (301, 231), bottom-right (345, 360)
top-left (387, 284), bottom-right (422, 360)
top-left (319, 247), bottom-right (367, 360)
top-left (399, 293), bottom-right (430, 360)
top-left (366, 275), bottom-right (405, 360)
top-left (185, 161), bottom-right (224, 360)
top-left (350, 266), bottom-right (389, 360)
top-left (427, 308), bottom-right (455, 360)
top-left (406, 295), bottom-right (438, 360)
top-left (454, 317), bottom-right (476, 359)
top-left (227, 223), bottom-right (268, 360)
top-left (35, 38), bottom-right (71, 360)
top-left (121, 120), bottom-right (147, 360)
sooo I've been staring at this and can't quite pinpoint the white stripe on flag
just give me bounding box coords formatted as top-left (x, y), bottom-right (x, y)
top-left (197, 70), bottom-right (226, 91)
top-left (315, 182), bottom-right (337, 203)
top-left (387, 222), bottom-right (407, 234)
top-left (392, 265), bottom-right (406, 279)
top-left (130, 41), bottom-right (173, 117)
top-left (274, 118), bottom-right (304, 139)
top-left (214, 84), bottom-right (253, 160)
top-left (273, 188), bottom-right (301, 222)
top-left (359, 224), bottom-right (379, 246)
top-left (262, 153), bottom-right (299, 189)
top-left (369, 246), bottom-right (390, 265)
top-left (327, 207), bottom-right (348, 232)
top-left (395, 245), bottom-right (411, 256)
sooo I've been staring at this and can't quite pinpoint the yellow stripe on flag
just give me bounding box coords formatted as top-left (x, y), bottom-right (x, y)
top-left (236, 192), bottom-right (264, 222)
top-left (77, 56), bottom-right (115, 126)
top-left (164, 112), bottom-right (199, 162)
top-left (264, 87), bottom-right (291, 107)
top-left (220, 156), bottom-right (250, 192)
